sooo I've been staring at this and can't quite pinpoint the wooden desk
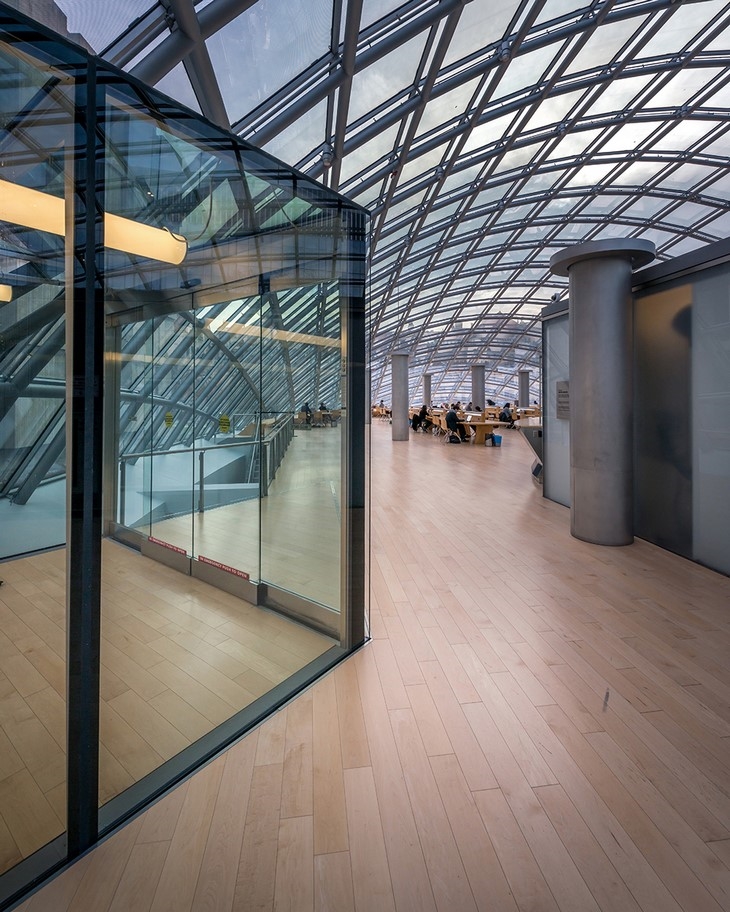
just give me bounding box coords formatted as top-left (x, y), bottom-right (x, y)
top-left (466, 420), bottom-right (503, 445)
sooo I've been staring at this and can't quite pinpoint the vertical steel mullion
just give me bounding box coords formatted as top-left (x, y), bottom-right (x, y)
top-left (341, 207), bottom-right (368, 649)
top-left (66, 58), bottom-right (104, 858)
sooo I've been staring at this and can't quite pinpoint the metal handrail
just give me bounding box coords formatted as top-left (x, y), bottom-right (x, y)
top-left (118, 413), bottom-right (295, 520)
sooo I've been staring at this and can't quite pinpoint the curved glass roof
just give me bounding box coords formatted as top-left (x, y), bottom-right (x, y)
top-left (30, 0), bottom-right (730, 403)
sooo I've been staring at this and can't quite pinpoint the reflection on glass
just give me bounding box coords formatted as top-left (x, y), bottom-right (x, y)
top-left (0, 42), bottom-right (69, 873)
top-left (260, 283), bottom-right (343, 610)
top-left (98, 73), bottom-right (362, 808)
top-left (0, 9), bottom-right (367, 897)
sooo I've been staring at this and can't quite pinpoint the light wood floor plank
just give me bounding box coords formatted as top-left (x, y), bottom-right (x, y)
top-left (191, 736), bottom-right (257, 912)
top-left (389, 707), bottom-right (477, 912)
top-left (148, 757), bottom-right (225, 912)
top-left (273, 815), bottom-right (314, 912)
top-left (312, 675), bottom-right (348, 855)
top-left (343, 766), bottom-right (396, 912)
top-left (313, 852), bottom-right (355, 912)
top-left (234, 762), bottom-right (284, 912)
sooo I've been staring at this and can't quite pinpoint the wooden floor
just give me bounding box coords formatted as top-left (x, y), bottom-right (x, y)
top-left (16, 420), bottom-right (730, 912)
top-left (0, 543), bottom-right (334, 875)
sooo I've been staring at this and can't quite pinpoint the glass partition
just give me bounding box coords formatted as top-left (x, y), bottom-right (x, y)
top-left (0, 10), bottom-right (367, 905)
top-left (0, 28), bottom-right (75, 881)
top-left (260, 281), bottom-right (343, 612)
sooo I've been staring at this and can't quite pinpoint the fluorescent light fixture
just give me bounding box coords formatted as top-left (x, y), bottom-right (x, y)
top-left (0, 178), bottom-right (187, 265)
top-left (0, 179), bottom-right (64, 235)
top-left (105, 214), bottom-right (187, 265)
top-left (0, 284), bottom-right (12, 302)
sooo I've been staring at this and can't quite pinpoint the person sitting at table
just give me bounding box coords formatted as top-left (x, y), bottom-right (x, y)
top-left (466, 401), bottom-right (473, 411)
top-left (487, 399), bottom-right (496, 407)
top-left (411, 404), bottom-right (428, 433)
top-left (499, 402), bottom-right (515, 428)
top-left (446, 407), bottom-right (466, 441)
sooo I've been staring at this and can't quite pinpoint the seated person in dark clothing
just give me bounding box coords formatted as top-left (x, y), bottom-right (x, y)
top-left (499, 403), bottom-right (515, 427)
top-left (411, 404), bottom-right (429, 432)
top-left (446, 407), bottom-right (466, 440)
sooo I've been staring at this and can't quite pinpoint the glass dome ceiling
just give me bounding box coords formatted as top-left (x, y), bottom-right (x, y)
top-left (29, 0), bottom-right (730, 403)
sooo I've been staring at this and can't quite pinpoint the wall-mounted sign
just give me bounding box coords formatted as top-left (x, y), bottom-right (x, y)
top-left (164, 411), bottom-right (174, 428)
top-left (219, 414), bottom-right (230, 433)
top-left (556, 380), bottom-right (570, 419)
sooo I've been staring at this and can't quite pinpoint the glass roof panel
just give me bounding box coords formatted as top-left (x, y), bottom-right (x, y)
top-left (650, 68), bottom-right (723, 109)
top-left (563, 16), bottom-right (650, 78)
top-left (417, 76), bottom-right (482, 136)
top-left (208, 0), bottom-right (334, 123)
top-left (704, 210), bottom-right (730, 235)
top-left (638, 0), bottom-right (729, 58)
top-left (348, 32), bottom-right (427, 124)
top-left (461, 112), bottom-right (519, 156)
top-left (339, 123), bottom-right (401, 184)
top-left (263, 99), bottom-right (327, 167)
top-left (395, 139), bottom-right (452, 187)
top-left (155, 63), bottom-right (202, 115)
top-left (587, 74), bottom-right (654, 116)
top-left (360, 0), bottom-right (407, 31)
top-left (495, 44), bottom-right (561, 97)
top-left (442, 0), bottom-right (521, 68)
top-left (667, 202), bottom-right (717, 226)
top-left (652, 119), bottom-right (718, 152)
top-left (523, 89), bottom-right (586, 132)
top-left (600, 122), bottom-right (660, 154)
top-left (534, 0), bottom-right (593, 27)
top-left (55, 0), bottom-right (153, 53)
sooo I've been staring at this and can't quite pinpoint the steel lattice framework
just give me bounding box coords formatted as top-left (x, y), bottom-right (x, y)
top-left (28, 0), bottom-right (730, 402)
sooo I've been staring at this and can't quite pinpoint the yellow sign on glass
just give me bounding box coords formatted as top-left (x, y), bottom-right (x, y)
top-left (219, 414), bottom-right (230, 433)
top-left (164, 411), bottom-right (173, 428)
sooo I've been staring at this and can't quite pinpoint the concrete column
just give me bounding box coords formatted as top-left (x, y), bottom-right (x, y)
top-left (471, 364), bottom-right (485, 408)
top-left (518, 370), bottom-right (530, 409)
top-left (391, 352), bottom-right (409, 441)
top-left (550, 238), bottom-right (655, 546)
top-left (423, 373), bottom-right (432, 407)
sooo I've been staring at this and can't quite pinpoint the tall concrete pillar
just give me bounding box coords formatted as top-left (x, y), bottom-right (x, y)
top-left (391, 352), bottom-right (410, 441)
top-left (518, 370), bottom-right (530, 409)
top-left (471, 364), bottom-right (485, 408)
top-left (550, 238), bottom-right (655, 546)
top-left (423, 373), bottom-right (432, 407)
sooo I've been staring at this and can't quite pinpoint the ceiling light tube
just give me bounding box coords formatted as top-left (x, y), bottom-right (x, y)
top-left (104, 214), bottom-right (187, 265)
top-left (0, 178), bottom-right (64, 235)
top-left (0, 178), bottom-right (187, 265)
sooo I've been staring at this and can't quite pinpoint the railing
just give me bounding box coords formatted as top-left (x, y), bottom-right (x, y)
top-left (118, 413), bottom-right (294, 526)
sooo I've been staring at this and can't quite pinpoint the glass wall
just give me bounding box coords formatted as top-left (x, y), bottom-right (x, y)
top-left (0, 10), bottom-right (367, 907)
top-left (0, 30), bottom-right (74, 879)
